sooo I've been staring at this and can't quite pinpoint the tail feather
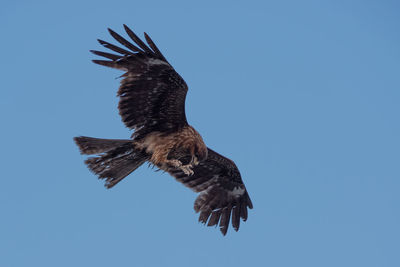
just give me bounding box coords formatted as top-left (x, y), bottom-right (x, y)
top-left (74, 136), bottom-right (149, 188)
top-left (74, 136), bottom-right (132, 155)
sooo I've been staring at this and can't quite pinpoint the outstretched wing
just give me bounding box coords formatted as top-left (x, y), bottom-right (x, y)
top-left (167, 148), bottom-right (253, 235)
top-left (91, 25), bottom-right (188, 138)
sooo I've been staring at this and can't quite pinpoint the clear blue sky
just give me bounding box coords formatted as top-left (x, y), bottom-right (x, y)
top-left (1, 1), bottom-right (399, 266)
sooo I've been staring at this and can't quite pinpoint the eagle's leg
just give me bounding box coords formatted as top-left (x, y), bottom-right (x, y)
top-left (146, 136), bottom-right (201, 176)
top-left (151, 145), bottom-right (182, 166)
top-left (150, 145), bottom-right (195, 175)
top-left (164, 160), bottom-right (194, 176)
top-left (182, 155), bottom-right (198, 176)
top-left (165, 159), bottom-right (183, 168)
top-left (179, 164), bottom-right (194, 176)
top-left (175, 147), bottom-right (201, 176)
top-left (190, 155), bottom-right (200, 166)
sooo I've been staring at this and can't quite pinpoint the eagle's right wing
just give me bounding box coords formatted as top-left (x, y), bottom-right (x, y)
top-left (91, 25), bottom-right (189, 139)
top-left (167, 148), bottom-right (253, 235)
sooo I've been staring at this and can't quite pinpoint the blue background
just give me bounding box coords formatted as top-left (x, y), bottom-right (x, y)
top-left (1, 1), bottom-right (399, 266)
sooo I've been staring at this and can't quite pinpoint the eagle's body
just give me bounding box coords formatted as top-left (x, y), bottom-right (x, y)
top-left (134, 126), bottom-right (207, 175)
top-left (74, 25), bottom-right (252, 235)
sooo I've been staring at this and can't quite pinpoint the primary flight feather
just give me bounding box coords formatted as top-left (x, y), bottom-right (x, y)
top-left (74, 25), bottom-right (252, 235)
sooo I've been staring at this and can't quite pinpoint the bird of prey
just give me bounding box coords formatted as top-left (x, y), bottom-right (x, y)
top-left (74, 25), bottom-right (252, 235)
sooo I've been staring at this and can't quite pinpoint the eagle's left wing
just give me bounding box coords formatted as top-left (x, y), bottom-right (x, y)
top-left (90, 25), bottom-right (189, 139)
top-left (166, 148), bottom-right (253, 235)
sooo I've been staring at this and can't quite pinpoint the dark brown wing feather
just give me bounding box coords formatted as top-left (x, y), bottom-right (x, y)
top-left (167, 148), bottom-right (253, 236)
top-left (91, 25), bottom-right (188, 138)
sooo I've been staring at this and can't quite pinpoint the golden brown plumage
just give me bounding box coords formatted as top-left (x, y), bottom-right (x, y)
top-left (134, 126), bottom-right (207, 175)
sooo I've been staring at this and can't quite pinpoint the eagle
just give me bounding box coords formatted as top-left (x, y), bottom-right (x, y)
top-left (74, 25), bottom-right (252, 235)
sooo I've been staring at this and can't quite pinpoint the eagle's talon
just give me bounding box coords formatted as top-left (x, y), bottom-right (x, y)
top-left (180, 164), bottom-right (194, 176)
top-left (190, 156), bottom-right (200, 166)
top-left (167, 159), bottom-right (182, 168)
